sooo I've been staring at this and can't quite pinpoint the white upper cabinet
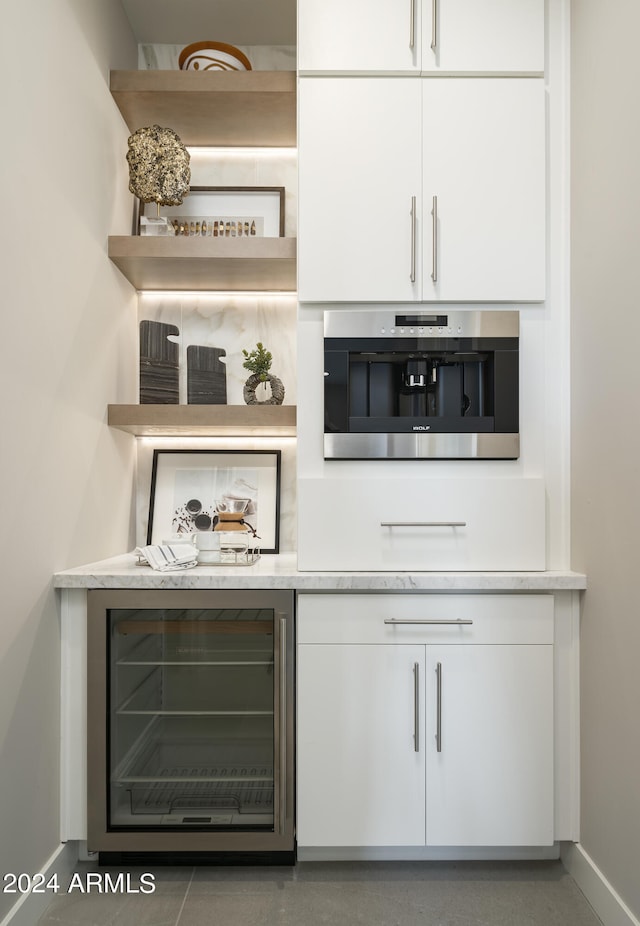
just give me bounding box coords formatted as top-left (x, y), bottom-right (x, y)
top-left (297, 76), bottom-right (545, 304)
top-left (421, 0), bottom-right (544, 73)
top-left (422, 78), bottom-right (546, 302)
top-left (298, 77), bottom-right (422, 303)
top-left (298, 0), bottom-right (419, 74)
top-left (298, 0), bottom-right (544, 74)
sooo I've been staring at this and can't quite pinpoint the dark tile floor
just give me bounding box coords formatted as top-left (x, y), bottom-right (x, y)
top-left (38, 859), bottom-right (603, 926)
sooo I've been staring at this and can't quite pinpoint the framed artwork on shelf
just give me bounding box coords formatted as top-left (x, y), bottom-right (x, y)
top-left (139, 186), bottom-right (285, 237)
top-left (147, 449), bottom-right (281, 552)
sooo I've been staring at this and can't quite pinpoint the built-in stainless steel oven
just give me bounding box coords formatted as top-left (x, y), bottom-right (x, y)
top-left (324, 310), bottom-right (519, 459)
top-left (87, 589), bottom-right (294, 862)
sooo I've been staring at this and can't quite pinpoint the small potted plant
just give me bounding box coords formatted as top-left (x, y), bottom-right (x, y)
top-left (242, 342), bottom-right (285, 406)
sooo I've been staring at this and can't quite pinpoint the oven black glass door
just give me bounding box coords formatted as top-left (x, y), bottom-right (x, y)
top-left (108, 607), bottom-right (275, 832)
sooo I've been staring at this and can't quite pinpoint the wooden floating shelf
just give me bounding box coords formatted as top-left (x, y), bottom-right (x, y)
top-left (108, 404), bottom-right (297, 437)
top-left (108, 235), bottom-right (297, 292)
top-left (110, 70), bottom-right (296, 147)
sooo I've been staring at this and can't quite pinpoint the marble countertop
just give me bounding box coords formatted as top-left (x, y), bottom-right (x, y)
top-left (53, 552), bottom-right (587, 591)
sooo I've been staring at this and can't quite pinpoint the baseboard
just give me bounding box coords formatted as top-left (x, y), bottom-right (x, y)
top-left (561, 843), bottom-right (640, 926)
top-left (0, 842), bottom-right (79, 926)
top-left (298, 844), bottom-right (561, 862)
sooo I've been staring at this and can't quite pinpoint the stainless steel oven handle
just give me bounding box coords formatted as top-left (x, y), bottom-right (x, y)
top-left (385, 619), bottom-right (473, 625)
top-left (278, 615), bottom-right (287, 835)
top-left (380, 521), bottom-right (466, 527)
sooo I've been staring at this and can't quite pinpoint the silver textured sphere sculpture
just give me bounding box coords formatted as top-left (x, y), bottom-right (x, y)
top-left (126, 125), bottom-right (191, 205)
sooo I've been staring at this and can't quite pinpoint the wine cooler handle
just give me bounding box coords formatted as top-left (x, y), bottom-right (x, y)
top-left (279, 616), bottom-right (287, 835)
top-left (435, 661), bottom-right (442, 753)
top-left (413, 662), bottom-right (420, 752)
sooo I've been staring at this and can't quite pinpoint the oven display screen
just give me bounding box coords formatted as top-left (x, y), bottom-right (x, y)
top-left (395, 314), bottom-right (449, 326)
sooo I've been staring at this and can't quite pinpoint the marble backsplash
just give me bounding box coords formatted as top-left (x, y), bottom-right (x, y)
top-left (139, 44), bottom-right (296, 71)
top-left (138, 292), bottom-right (297, 405)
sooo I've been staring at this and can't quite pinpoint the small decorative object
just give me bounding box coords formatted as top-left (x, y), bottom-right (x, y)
top-left (187, 345), bottom-right (227, 405)
top-left (139, 320), bottom-right (179, 404)
top-left (242, 342), bottom-right (285, 406)
top-left (127, 125), bottom-right (191, 235)
top-left (179, 41), bottom-right (252, 72)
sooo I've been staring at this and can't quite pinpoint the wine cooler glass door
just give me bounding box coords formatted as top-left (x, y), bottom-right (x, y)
top-left (108, 605), bottom-right (277, 832)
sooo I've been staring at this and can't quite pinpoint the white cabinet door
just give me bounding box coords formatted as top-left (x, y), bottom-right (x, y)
top-left (298, 78), bottom-right (421, 303)
top-left (421, 0), bottom-right (544, 73)
top-left (425, 644), bottom-right (554, 846)
top-left (298, 0), bottom-right (544, 74)
top-left (422, 78), bottom-right (546, 302)
top-left (298, 78), bottom-right (545, 304)
top-left (297, 644), bottom-right (426, 847)
top-left (298, 0), bottom-right (419, 74)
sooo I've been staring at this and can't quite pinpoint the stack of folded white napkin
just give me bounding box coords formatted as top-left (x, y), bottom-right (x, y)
top-left (135, 543), bottom-right (198, 571)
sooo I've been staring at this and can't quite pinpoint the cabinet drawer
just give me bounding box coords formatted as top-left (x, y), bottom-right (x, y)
top-left (298, 477), bottom-right (545, 571)
top-left (297, 594), bottom-right (554, 645)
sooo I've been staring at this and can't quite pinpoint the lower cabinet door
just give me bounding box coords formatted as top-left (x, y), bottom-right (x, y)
top-left (425, 644), bottom-right (554, 847)
top-left (297, 644), bottom-right (426, 847)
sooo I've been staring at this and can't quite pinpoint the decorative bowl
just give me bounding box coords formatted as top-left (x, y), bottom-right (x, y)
top-left (179, 41), bottom-right (252, 72)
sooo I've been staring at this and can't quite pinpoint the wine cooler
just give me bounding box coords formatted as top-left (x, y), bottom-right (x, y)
top-left (86, 589), bottom-right (294, 860)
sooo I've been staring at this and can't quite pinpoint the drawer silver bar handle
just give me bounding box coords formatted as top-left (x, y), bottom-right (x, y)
top-left (385, 619), bottom-right (473, 626)
top-left (431, 195), bottom-right (438, 282)
top-left (436, 662), bottom-right (442, 752)
top-left (410, 0), bottom-right (416, 48)
top-left (431, 0), bottom-right (438, 50)
top-left (380, 521), bottom-right (466, 527)
top-left (278, 616), bottom-right (287, 835)
top-left (410, 195), bottom-right (417, 282)
top-left (413, 662), bottom-right (420, 752)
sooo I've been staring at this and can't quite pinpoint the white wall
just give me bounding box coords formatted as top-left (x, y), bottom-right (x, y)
top-left (570, 0), bottom-right (640, 919)
top-left (0, 0), bottom-right (137, 917)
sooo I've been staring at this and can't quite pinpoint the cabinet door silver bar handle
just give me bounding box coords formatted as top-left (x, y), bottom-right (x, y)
top-left (431, 195), bottom-right (438, 282)
top-left (278, 616), bottom-right (287, 835)
top-left (380, 521), bottom-right (466, 527)
top-left (431, 0), bottom-right (438, 50)
top-left (413, 662), bottom-right (420, 751)
top-left (410, 0), bottom-right (416, 48)
top-left (435, 661), bottom-right (442, 753)
top-left (410, 196), bottom-right (417, 282)
top-left (384, 619), bottom-right (473, 626)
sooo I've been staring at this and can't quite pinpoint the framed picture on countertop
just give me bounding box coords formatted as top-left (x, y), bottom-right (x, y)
top-left (147, 449), bottom-right (281, 552)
